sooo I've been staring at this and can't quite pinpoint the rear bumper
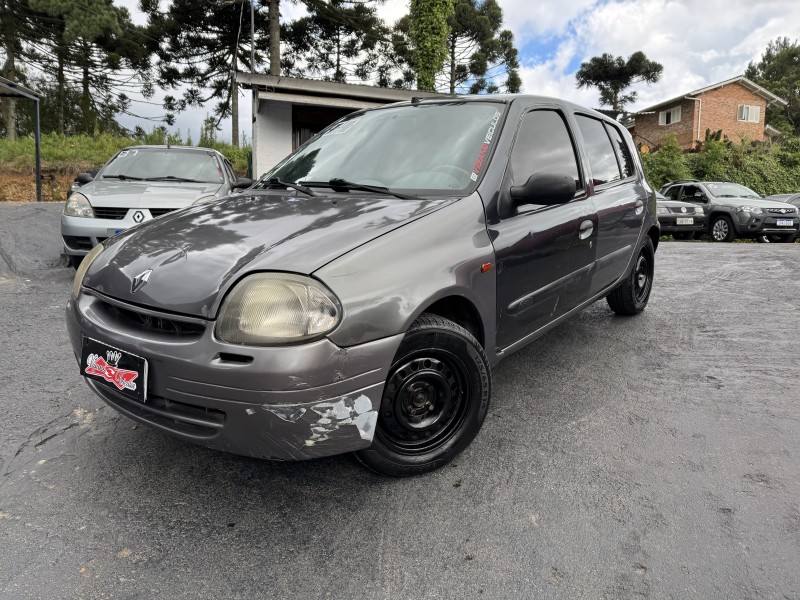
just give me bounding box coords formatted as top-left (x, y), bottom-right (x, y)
top-left (66, 292), bottom-right (403, 460)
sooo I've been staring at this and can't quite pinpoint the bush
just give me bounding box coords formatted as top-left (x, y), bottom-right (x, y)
top-left (641, 134), bottom-right (691, 187)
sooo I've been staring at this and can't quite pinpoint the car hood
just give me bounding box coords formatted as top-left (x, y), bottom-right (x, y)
top-left (707, 196), bottom-right (794, 209)
top-left (657, 199), bottom-right (700, 210)
top-left (85, 191), bottom-right (455, 318)
top-left (82, 179), bottom-right (223, 207)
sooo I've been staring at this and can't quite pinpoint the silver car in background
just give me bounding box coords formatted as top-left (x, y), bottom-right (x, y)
top-left (62, 145), bottom-right (252, 268)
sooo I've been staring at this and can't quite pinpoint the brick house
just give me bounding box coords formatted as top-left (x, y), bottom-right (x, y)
top-left (627, 76), bottom-right (787, 151)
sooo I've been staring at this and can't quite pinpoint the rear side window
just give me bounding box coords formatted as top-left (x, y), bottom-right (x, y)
top-left (576, 115), bottom-right (622, 185)
top-left (606, 124), bottom-right (635, 178)
top-left (509, 110), bottom-right (582, 190)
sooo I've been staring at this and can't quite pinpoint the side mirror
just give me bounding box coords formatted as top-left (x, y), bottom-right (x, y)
top-left (76, 172), bottom-right (94, 185)
top-left (232, 177), bottom-right (253, 190)
top-left (510, 173), bottom-right (576, 206)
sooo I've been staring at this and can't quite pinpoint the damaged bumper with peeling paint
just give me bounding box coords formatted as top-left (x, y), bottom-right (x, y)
top-left (66, 293), bottom-right (403, 460)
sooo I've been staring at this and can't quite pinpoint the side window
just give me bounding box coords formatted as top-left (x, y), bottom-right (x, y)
top-left (509, 109), bottom-right (582, 191)
top-left (605, 124), bottom-right (635, 178)
top-left (664, 186), bottom-right (682, 200)
top-left (681, 184), bottom-right (701, 200)
top-left (575, 115), bottom-right (622, 185)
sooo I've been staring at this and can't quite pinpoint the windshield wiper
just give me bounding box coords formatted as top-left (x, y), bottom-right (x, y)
top-left (300, 178), bottom-right (421, 200)
top-left (102, 174), bottom-right (143, 181)
top-left (146, 176), bottom-right (203, 183)
top-left (267, 177), bottom-right (318, 196)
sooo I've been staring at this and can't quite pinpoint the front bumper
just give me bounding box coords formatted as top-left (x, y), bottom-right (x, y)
top-left (657, 214), bottom-right (705, 234)
top-left (734, 212), bottom-right (799, 237)
top-left (62, 209), bottom-right (176, 256)
top-left (66, 291), bottom-right (403, 460)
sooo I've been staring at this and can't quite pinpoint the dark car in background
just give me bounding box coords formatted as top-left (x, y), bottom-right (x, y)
top-left (660, 180), bottom-right (799, 242)
top-left (66, 96), bottom-right (659, 476)
top-left (655, 191), bottom-right (705, 239)
top-left (61, 146), bottom-right (252, 268)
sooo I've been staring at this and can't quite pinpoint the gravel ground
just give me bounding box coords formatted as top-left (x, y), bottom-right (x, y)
top-left (1, 201), bottom-right (798, 599)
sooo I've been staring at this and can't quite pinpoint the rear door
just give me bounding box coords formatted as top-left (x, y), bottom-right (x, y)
top-left (574, 115), bottom-right (645, 295)
top-left (491, 108), bottom-right (597, 350)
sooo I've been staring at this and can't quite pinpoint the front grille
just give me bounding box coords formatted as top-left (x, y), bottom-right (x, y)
top-left (63, 235), bottom-right (94, 250)
top-left (97, 300), bottom-right (206, 338)
top-left (766, 207), bottom-right (796, 215)
top-left (96, 384), bottom-right (225, 437)
top-left (149, 207), bottom-right (180, 218)
top-left (670, 207), bottom-right (701, 214)
top-left (93, 207), bottom-right (128, 220)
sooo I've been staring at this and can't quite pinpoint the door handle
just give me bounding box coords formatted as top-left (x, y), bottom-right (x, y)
top-left (579, 219), bottom-right (594, 240)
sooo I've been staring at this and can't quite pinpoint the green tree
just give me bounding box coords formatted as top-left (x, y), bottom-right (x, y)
top-left (143, 0), bottom-right (266, 145)
top-left (442, 0), bottom-right (520, 94)
top-left (745, 37), bottom-right (800, 135)
top-left (409, 0), bottom-right (454, 92)
top-left (640, 134), bottom-right (690, 188)
top-left (575, 51), bottom-right (663, 112)
top-left (283, 0), bottom-right (388, 83)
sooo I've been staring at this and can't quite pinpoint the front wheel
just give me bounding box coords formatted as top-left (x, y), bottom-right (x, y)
top-left (711, 215), bottom-right (736, 242)
top-left (606, 237), bottom-right (654, 316)
top-left (355, 314), bottom-right (491, 476)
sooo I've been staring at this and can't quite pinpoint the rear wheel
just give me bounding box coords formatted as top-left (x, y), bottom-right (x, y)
top-left (711, 215), bottom-right (736, 242)
top-left (355, 314), bottom-right (490, 476)
top-left (607, 237), bottom-right (654, 316)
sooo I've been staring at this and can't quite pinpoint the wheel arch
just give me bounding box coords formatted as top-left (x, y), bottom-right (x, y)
top-left (417, 295), bottom-right (485, 348)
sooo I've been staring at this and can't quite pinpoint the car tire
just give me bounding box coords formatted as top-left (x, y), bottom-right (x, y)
top-left (672, 231), bottom-right (694, 240)
top-left (710, 215), bottom-right (736, 242)
top-left (355, 314), bottom-right (491, 477)
top-left (68, 255), bottom-right (83, 270)
top-left (606, 237), bottom-right (654, 316)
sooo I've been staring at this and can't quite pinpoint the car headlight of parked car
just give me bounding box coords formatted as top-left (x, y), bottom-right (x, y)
top-left (657, 206), bottom-right (669, 214)
top-left (72, 243), bottom-right (105, 299)
top-left (735, 206), bottom-right (763, 215)
top-left (192, 194), bottom-right (218, 206)
top-left (215, 273), bottom-right (341, 345)
top-left (64, 192), bottom-right (95, 218)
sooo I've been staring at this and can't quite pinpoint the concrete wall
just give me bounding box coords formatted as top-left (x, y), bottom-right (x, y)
top-left (253, 100), bottom-right (293, 179)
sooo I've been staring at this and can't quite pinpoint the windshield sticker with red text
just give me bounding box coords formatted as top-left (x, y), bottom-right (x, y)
top-left (471, 111), bottom-right (502, 181)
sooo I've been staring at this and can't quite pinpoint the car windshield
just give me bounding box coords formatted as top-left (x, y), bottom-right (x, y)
top-left (257, 101), bottom-right (506, 194)
top-left (706, 182), bottom-right (760, 199)
top-left (101, 148), bottom-right (224, 183)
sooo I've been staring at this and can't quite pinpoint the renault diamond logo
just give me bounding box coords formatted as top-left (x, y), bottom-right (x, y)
top-left (133, 210), bottom-right (145, 223)
top-left (131, 269), bottom-right (152, 293)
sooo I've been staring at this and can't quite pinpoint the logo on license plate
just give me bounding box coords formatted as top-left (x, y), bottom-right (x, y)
top-left (85, 350), bottom-right (138, 391)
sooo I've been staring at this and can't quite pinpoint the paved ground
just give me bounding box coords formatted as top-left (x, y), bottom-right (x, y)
top-left (1, 201), bottom-right (799, 599)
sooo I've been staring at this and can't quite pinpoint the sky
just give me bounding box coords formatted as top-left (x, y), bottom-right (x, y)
top-left (118, 0), bottom-right (800, 143)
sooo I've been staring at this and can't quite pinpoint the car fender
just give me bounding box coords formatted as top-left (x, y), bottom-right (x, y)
top-left (315, 192), bottom-right (498, 362)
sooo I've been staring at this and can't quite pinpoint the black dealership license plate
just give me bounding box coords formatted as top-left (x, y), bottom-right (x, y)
top-left (81, 337), bottom-right (148, 402)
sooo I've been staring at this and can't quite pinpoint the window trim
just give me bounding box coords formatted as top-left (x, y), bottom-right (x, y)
top-left (737, 104), bottom-right (760, 123)
top-left (658, 106), bottom-right (681, 126)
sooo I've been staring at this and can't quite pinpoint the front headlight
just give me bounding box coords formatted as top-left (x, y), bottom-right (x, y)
top-left (192, 194), bottom-right (217, 206)
top-left (64, 192), bottom-right (94, 218)
top-left (215, 273), bottom-right (341, 345)
top-left (72, 243), bottom-right (105, 299)
top-left (657, 206), bottom-right (669, 214)
top-left (736, 205), bottom-right (763, 215)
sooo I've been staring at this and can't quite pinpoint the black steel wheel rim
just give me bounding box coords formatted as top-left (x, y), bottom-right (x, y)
top-left (634, 252), bottom-right (652, 303)
top-left (378, 352), bottom-right (470, 454)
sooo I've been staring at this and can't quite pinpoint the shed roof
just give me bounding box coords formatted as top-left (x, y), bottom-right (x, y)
top-left (0, 75), bottom-right (40, 101)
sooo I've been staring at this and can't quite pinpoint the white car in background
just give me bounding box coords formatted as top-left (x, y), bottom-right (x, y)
top-left (62, 145), bottom-right (252, 268)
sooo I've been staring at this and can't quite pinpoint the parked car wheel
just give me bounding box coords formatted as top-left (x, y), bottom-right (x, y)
top-left (607, 237), bottom-right (654, 316)
top-left (672, 231), bottom-right (694, 240)
top-left (68, 255), bottom-right (83, 270)
top-left (710, 215), bottom-right (736, 242)
top-left (355, 314), bottom-right (491, 476)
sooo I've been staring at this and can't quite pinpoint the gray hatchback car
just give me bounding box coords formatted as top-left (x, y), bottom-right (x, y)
top-left (67, 96), bottom-right (659, 476)
top-left (61, 145), bottom-right (252, 267)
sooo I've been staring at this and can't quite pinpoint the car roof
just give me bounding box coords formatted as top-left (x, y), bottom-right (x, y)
top-left (121, 145), bottom-right (220, 153)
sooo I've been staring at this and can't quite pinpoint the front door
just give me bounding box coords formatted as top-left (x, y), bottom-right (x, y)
top-left (491, 109), bottom-right (597, 351)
